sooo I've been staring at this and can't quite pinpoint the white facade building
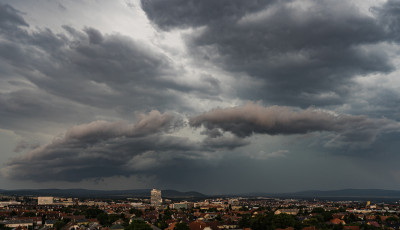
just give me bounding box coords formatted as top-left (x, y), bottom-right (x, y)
top-left (38, 196), bottom-right (54, 205)
top-left (0, 201), bottom-right (21, 207)
top-left (151, 189), bottom-right (162, 207)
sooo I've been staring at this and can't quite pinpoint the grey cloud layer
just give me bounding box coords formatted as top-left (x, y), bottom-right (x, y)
top-left (190, 103), bottom-right (400, 146)
top-left (5, 104), bottom-right (400, 182)
top-left (2, 0), bottom-right (400, 191)
top-left (3, 111), bottom-right (247, 182)
top-left (65, 110), bottom-right (180, 141)
top-left (0, 3), bottom-right (221, 133)
top-left (0, 3), bottom-right (28, 31)
top-left (141, 0), bottom-right (272, 30)
top-left (142, 0), bottom-right (399, 106)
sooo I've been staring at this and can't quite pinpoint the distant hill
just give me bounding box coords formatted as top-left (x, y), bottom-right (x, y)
top-left (236, 189), bottom-right (400, 201)
top-left (3, 188), bottom-right (400, 200)
top-left (288, 189), bottom-right (400, 198)
top-left (0, 188), bottom-right (206, 198)
top-left (161, 190), bottom-right (205, 198)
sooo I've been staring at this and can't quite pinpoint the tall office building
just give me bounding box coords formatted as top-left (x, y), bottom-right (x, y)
top-left (151, 189), bottom-right (162, 207)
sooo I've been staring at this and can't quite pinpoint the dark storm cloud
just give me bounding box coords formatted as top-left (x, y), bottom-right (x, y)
top-left (83, 27), bottom-right (103, 44)
top-left (13, 140), bottom-right (39, 153)
top-left (3, 111), bottom-right (247, 181)
top-left (0, 3), bottom-right (246, 184)
top-left (58, 3), bottom-right (67, 11)
top-left (374, 0), bottom-right (400, 41)
top-left (3, 0), bottom-right (400, 192)
top-left (11, 102), bottom-right (398, 182)
top-left (0, 89), bottom-right (98, 132)
top-left (0, 3), bottom-right (28, 30)
top-left (0, 3), bottom-right (221, 133)
top-left (141, 0), bottom-right (272, 30)
top-left (18, 27), bottom-right (178, 108)
top-left (190, 103), bottom-right (400, 146)
top-left (141, 0), bottom-right (398, 106)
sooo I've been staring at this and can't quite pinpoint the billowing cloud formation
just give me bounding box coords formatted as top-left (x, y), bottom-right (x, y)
top-left (2, 111), bottom-right (247, 182)
top-left (142, 0), bottom-right (399, 106)
top-left (0, 3), bottom-right (28, 30)
top-left (2, 0), bottom-right (400, 192)
top-left (141, 0), bottom-right (272, 30)
top-left (13, 140), bottom-right (39, 153)
top-left (0, 3), bottom-right (221, 134)
top-left (6, 103), bottom-right (400, 183)
top-left (190, 103), bottom-right (400, 146)
top-left (65, 110), bottom-right (179, 141)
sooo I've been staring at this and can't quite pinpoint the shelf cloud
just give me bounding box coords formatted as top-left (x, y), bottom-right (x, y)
top-left (190, 103), bottom-right (400, 146)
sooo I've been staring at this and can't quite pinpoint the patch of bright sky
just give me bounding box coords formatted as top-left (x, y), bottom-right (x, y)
top-left (8, 0), bottom-right (242, 114)
top-left (350, 0), bottom-right (387, 17)
top-left (9, 0), bottom-right (154, 40)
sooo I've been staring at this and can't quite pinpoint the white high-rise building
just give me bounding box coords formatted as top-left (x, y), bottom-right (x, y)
top-left (151, 189), bottom-right (162, 207)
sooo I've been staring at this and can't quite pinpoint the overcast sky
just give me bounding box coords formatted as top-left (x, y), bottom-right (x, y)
top-left (1, 0), bottom-right (400, 195)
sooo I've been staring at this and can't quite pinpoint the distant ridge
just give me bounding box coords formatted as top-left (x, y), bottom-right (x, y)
top-left (288, 189), bottom-right (400, 198)
top-left (2, 188), bottom-right (400, 200)
top-left (239, 189), bottom-right (400, 200)
top-left (0, 188), bottom-right (206, 198)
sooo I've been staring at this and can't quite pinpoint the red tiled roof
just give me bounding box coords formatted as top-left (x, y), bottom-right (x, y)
top-left (302, 226), bottom-right (316, 230)
top-left (330, 218), bottom-right (345, 225)
top-left (189, 220), bottom-right (207, 230)
top-left (344, 226), bottom-right (360, 230)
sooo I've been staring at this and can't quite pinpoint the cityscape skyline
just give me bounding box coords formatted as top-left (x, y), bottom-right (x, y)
top-left (2, 189), bottom-right (399, 230)
top-left (1, 0), bottom-right (400, 194)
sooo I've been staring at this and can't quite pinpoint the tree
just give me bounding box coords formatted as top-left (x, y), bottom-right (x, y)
top-left (129, 208), bottom-right (143, 217)
top-left (0, 223), bottom-right (12, 230)
top-left (23, 212), bottom-right (36, 217)
top-left (60, 207), bottom-right (73, 214)
top-left (239, 214), bottom-right (251, 228)
top-left (125, 220), bottom-right (152, 230)
top-left (162, 209), bottom-right (173, 220)
top-left (54, 220), bottom-right (68, 230)
top-left (251, 213), bottom-right (276, 230)
top-left (273, 213), bottom-right (302, 229)
top-left (85, 208), bottom-right (104, 218)
top-left (321, 211), bottom-right (333, 222)
top-left (108, 214), bottom-right (122, 225)
top-left (386, 216), bottom-right (398, 223)
top-left (344, 213), bottom-right (358, 223)
top-left (360, 223), bottom-right (380, 230)
top-left (215, 214), bottom-right (222, 221)
top-left (97, 213), bottom-right (109, 226)
top-left (156, 220), bottom-right (168, 229)
top-left (303, 217), bottom-right (328, 229)
top-left (311, 207), bottom-right (325, 213)
top-left (173, 222), bottom-right (190, 230)
top-left (333, 224), bottom-right (344, 230)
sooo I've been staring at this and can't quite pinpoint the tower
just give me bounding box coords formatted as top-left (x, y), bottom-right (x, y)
top-left (151, 189), bottom-right (162, 207)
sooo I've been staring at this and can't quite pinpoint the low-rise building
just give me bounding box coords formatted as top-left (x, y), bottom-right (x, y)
top-left (274, 209), bottom-right (299, 215)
